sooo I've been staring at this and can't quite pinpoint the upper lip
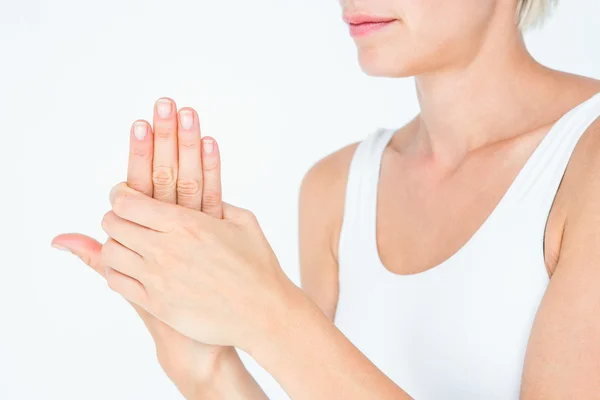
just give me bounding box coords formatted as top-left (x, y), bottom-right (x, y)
top-left (342, 13), bottom-right (396, 25)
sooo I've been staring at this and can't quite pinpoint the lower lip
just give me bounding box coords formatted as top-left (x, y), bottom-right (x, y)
top-left (348, 20), bottom-right (396, 37)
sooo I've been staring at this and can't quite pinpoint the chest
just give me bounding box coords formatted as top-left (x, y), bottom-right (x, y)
top-left (373, 142), bottom-right (568, 278)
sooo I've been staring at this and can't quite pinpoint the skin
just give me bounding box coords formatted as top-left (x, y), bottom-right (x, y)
top-left (53, 0), bottom-right (600, 398)
top-left (52, 98), bottom-right (266, 399)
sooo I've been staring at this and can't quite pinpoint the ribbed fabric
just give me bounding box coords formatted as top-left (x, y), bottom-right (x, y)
top-left (334, 92), bottom-right (600, 399)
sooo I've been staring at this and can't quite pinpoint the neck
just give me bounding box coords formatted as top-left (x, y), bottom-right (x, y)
top-left (412, 25), bottom-right (558, 170)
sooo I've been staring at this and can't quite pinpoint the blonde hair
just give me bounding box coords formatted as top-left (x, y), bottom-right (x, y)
top-left (517, 0), bottom-right (558, 30)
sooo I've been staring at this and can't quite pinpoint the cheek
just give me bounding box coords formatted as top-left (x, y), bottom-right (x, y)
top-left (408, 1), bottom-right (494, 68)
top-left (407, 0), bottom-right (494, 25)
top-left (410, 0), bottom-right (492, 42)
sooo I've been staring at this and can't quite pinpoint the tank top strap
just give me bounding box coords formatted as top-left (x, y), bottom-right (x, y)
top-left (338, 127), bottom-right (396, 262)
top-left (510, 92), bottom-right (600, 241)
top-left (454, 91), bottom-right (600, 232)
top-left (513, 92), bottom-right (600, 201)
top-left (338, 92), bottom-right (600, 268)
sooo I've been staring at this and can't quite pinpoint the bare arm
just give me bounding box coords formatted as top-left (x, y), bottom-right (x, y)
top-left (298, 144), bottom-right (357, 320)
top-left (245, 123), bottom-right (600, 399)
top-left (243, 143), bottom-right (412, 399)
top-left (198, 142), bottom-right (363, 398)
top-left (520, 119), bottom-right (600, 399)
top-left (245, 281), bottom-right (412, 399)
top-left (206, 142), bottom-right (413, 400)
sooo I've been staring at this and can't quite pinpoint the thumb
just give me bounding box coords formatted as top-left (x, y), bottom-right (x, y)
top-left (51, 233), bottom-right (106, 277)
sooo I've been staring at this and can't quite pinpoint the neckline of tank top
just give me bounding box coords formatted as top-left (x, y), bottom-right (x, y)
top-left (370, 91), bottom-right (600, 281)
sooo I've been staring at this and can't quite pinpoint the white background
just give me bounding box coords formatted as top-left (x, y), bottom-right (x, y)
top-left (2, 0), bottom-right (599, 399)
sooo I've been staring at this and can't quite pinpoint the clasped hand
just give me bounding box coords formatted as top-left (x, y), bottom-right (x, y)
top-left (54, 97), bottom-right (297, 364)
top-left (100, 181), bottom-right (291, 353)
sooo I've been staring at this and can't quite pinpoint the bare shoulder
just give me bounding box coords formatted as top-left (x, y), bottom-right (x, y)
top-left (541, 79), bottom-right (600, 193)
top-left (558, 79), bottom-right (600, 198)
top-left (562, 115), bottom-right (600, 207)
top-left (521, 125), bottom-right (600, 400)
top-left (553, 82), bottom-right (600, 268)
top-left (520, 84), bottom-right (600, 397)
top-left (297, 139), bottom-right (365, 319)
top-left (299, 140), bottom-right (362, 263)
top-left (299, 121), bottom-right (415, 263)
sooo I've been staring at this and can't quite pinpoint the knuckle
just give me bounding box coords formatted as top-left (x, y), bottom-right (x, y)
top-left (155, 129), bottom-right (175, 140)
top-left (129, 145), bottom-right (152, 161)
top-left (202, 157), bottom-right (219, 172)
top-left (105, 237), bottom-right (117, 249)
top-left (98, 246), bottom-right (109, 267)
top-left (179, 138), bottom-right (198, 150)
top-left (101, 238), bottom-right (117, 258)
top-left (152, 166), bottom-right (176, 188)
top-left (176, 178), bottom-right (201, 197)
top-left (202, 191), bottom-right (221, 208)
top-left (78, 252), bottom-right (93, 267)
top-left (106, 270), bottom-right (118, 291)
top-left (101, 211), bottom-right (114, 231)
top-left (152, 246), bottom-right (175, 266)
top-left (111, 192), bottom-right (130, 214)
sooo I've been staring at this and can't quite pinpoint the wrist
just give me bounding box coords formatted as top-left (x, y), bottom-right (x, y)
top-left (197, 345), bottom-right (240, 382)
top-left (186, 346), bottom-right (242, 399)
top-left (245, 279), bottom-right (323, 364)
top-left (190, 347), bottom-right (269, 400)
top-left (160, 346), bottom-right (236, 400)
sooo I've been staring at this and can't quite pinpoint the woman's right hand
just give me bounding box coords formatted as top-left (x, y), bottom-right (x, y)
top-left (52, 97), bottom-right (235, 399)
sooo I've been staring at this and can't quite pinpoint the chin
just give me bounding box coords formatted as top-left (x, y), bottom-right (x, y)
top-left (356, 48), bottom-right (419, 78)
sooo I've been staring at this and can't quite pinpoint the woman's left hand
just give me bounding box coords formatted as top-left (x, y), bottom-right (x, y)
top-left (98, 181), bottom-right (298, 353)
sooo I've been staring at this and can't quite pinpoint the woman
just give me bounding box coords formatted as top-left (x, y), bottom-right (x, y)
top-left (52, 0), bottom-right (600, 398)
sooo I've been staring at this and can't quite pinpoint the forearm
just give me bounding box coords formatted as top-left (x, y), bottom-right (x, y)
top-left (187, 347), bottom-right (269, 400)
top-left (248, 286), bottom-right (412, 400)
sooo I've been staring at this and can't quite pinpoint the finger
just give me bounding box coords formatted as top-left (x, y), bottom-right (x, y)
top-left (152, 97), bottom-right (178, 204)
top-left (101, 210), bottom-right (161, 259)
top-left (127, 120), bottom-right (154, 197)
top-left (109, 182), bottom-right (181, 232)
top-left (176, 108), bottom-right (203, 210)
top-left (52, 234), bottom-right (156, 333)
top-left (201, 136), bottom-right (223, 219)
top-left (106, 266), bottom-right (149, 310)
top-left (100, 238), bottom-right (146, 283)
top-left (51, 233), bottom-right (104, 275)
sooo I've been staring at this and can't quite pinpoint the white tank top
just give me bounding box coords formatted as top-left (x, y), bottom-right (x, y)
top-left (333, 92), bottom-right (600, 399)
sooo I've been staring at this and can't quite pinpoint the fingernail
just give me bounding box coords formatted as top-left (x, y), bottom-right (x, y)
top-left (133, 121), bottom-right (147, 140)
top-left (180, 110), bottom-right (194, 130)
top-left (157, 99), bottom-right (172, 119)
top-left (203, 139), bottom-right (214, 154)
top-left (52, 244), bottom-right (71, 253)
